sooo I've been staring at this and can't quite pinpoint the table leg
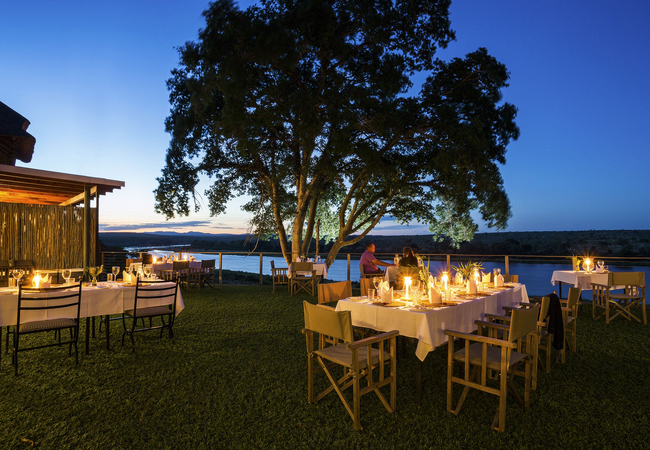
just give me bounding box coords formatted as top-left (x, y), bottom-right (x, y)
top-left (558, 281), bottom-right (562, 298)
top-left (105, 314), bottom-right (111, 351)
top-left (85, 317), bottom-right (90, 355)
top-left (417, 359), bottom-right (422, 407)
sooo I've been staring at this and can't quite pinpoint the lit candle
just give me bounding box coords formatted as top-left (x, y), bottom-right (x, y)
top-left (404, 276), bottom-right (411, 299)
top-left (442, 271), bottom-right (448, 291)
top-left (584, 258), bottom-right (592, 273)
top-left (32, 272), bottom-right (41, 288)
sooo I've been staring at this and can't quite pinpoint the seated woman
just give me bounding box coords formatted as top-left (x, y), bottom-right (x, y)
top-left (398, 247), bottom-right (419, 267)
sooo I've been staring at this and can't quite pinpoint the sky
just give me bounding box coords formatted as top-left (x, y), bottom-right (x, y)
top-left (2, 0), bottom-right (649, 236)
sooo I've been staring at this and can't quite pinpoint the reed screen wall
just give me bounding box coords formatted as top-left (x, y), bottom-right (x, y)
top-left (0, 203), bottom-right (96, 269)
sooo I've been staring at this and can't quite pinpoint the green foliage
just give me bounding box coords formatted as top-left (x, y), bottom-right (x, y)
top-left (155, 0), bottom-right (519, 263)
top-left (451, 260), bottom-right (483, 278)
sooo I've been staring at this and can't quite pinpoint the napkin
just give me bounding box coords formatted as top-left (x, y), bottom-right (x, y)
top-left (428, 275), bottom-right (434, 288)
top-left (429, 287), bottom-right (441, 304)
top-left (466, 279), bottom-right (477, 294)
top-left (33, 273), bottom-right (51, 288)
top-left (482, 272), bottom-right (491, 284)
top-left (595, 266), bottom-right (604, 273)
top-left (495, 274), bottom-right (504, 287)
top-left (379, 280), bottom-right (390, 295)
top-left (381, 287), bottom-right (393, 304)
top-left (123, 271), bottom-right (138, 285)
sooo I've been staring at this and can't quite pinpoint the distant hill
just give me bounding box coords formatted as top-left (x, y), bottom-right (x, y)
top-left (99, 229), bottom-right (650, 257)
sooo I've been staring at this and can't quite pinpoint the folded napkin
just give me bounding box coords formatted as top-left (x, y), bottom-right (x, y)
top-left (381, 287), bottom-right (393, 304)
top-left (455, 272), bottom-right (463, 285)
top-left (495, 274), bottom-right (504, 287)
top-left (466, 279), bottom-right (477, 294)
top-left (379, 280), bottom-right (390, 295)
top-left (482, 272), bottom-right (491, 284)
top-left (595, 267), bottom-right (604, 273)
top-left (429, 287), bottom-right (441, 304)
top-left (428, 275), bottom-right (435, 288)
top-left (123, 271), bottom-right (138, 285)
top-left (33, 273), bottom-right (51, 288)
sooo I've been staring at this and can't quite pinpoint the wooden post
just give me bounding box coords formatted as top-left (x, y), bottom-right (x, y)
top-left (259, 253), bottom-right (263, 285)
top-left (94, 188), bottom-right (99, 267)
top-left (446, 254), bottom-right (451, 273)
top-left (83, 186), bottom-right (91, 277)
top-left (505, 256), bottom-right (510, 275)
top-left (219, 253), bottom-right (223, 284)
top-left (346, 253), bottom-right (350, 281)
top-left (315, 220), bottom-right (320, 257)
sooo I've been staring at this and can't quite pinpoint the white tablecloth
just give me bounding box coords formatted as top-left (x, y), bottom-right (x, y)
top-left (152, 261), bottom-right (202, 275)
top-left (336, 284), bottom-right (529, 361)
top-left (288, 263), bottom-right (328, 279)
top-left (551, 270), bottom-right (609, 290)
top-left (0, 282), bottom-right (185, 326)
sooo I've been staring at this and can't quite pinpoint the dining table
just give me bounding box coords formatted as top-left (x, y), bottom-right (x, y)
top-left (150, 261), bottom-right (202, 275)
top-left (288, 262), bottom-right (328, 279)
top-left (336, 283), bottom-right (528, 404)
top-left (0, 281), bottom-right (185, 355)
top-left (551, 270), bottom-right (610, 297)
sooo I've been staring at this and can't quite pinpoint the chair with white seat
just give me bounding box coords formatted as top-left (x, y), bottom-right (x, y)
top-left (13, 283), bottom-right (83, 376)
top-left (121, 278), bottom-right (179, 351)
top-left (445, 304), bottom-right (540, 432)
top-left (302, 301), bottom-right (398, 431)
top-left (592, 272), bottom-right (646, 324)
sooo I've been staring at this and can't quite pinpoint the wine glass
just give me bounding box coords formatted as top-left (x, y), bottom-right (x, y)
top-left (597, 260), bottom-right (604, 270)
top-left (14, 269), bottom-right (25, 287)
top-left (112, 266), bottom-right (120, 283)
top-left (144, 265), bottom-right (152, 280)
top-left (62, 269), bottom-right (72, 285)
top-left (373, 277), bottom-right (382, 291)
top-left (411, 279), bottom-right (421, 303)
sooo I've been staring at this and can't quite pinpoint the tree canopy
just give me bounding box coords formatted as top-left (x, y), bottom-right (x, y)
top-left (155, 0), bottom-right (519, 266)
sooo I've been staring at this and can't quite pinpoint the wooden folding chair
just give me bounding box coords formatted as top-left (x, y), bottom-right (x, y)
top-left (270, 260), bottom-right (289, 293)
top-left (290, 262), bottom-right (317, 296)
top-left (302, 301), bottom-right (398, 431)
top-left (318, 281), bottom-right (352, 307)
top-left (445, 304), bottom-right (539, 432)
top-left (592, 272), bottom-right (646, 324)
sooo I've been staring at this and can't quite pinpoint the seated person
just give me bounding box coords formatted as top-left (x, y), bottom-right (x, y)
top-left (360, 242), bottom-right (394, 274)
top-left (399, 247), bottom-right (419, 267)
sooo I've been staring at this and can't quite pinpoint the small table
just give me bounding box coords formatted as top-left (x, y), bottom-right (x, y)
top-left (288, 263), bottom-right (328, 279)
top-left (551, 270), bottom-right (610, 297)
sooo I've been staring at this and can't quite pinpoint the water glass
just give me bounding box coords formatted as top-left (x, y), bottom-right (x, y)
top-left (107, 273), bottom-right (113, 282)
top-left (367, 289), bottom-right (375, 300)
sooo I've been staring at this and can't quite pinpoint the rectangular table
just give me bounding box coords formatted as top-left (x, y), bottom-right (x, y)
top-left (336, 284), bottom-right (529, 361)
top-left (152, 261), bottom-right (202, 275)
top-left (0, 282), bottom-right (185, 354)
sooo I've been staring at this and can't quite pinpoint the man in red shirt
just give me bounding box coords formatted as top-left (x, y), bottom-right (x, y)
top-left (360, 243), bottom-right (394, 275)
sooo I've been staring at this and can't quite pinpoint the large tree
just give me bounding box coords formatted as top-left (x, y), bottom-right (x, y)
top-left (155, 0), bottom-right (519, 266)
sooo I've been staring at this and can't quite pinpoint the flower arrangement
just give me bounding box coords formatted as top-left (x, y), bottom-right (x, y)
top-left (417, 257), bottom-right (431, 290)
top-left (451, 261), bottom-right (484, 280)
top-left (84, 265), bottom-right (103, 286)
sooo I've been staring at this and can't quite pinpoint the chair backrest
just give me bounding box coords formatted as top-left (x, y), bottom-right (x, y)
top-left (201, 259), bottom-right (216, 269)
top-left (539, 296), bottom-right (550, 321)
top-left (609, 271), bottom-right (645, 287)
top-left (134, 278), bottom-right (179, 315)
top-left (567, 287), bottom-right (580, 309)
top-left (303, 301), bottom-right (354, 343)
top-left (172, 260), bottom-right (190, 270)
top-left (142, 253), bottom-right (153, 264)
top-left (293, 262), bottom-right (313, 273)
top-left (318, 281), bottom-right (352, 304)
top-left (270, 260), bottom-right (276, 270)
top-left (503, 274), bottom-right (519, 283)
top-left (359, 263), bottom-right (366, 277)
top-left (17, 283), bottom-right (83, 326)
top-left (127, 258), bottom-right (142, 266)
top-left (360, 278), bottom-right (375, 296)
top-left (509, 303), bottom-right (540, 343)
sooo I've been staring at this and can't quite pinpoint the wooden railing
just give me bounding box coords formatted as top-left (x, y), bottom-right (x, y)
top-left (101, 250), bottom-right (650, 286)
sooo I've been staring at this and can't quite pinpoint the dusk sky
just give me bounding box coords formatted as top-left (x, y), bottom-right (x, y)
top-left (2, 0), bottom-right (649, 236)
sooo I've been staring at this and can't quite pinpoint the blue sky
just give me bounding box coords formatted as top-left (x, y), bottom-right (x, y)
top-left (2, 0), bottom-right (649, 235)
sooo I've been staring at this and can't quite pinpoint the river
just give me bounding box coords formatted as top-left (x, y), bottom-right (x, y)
top-left (145, 250), bottom-right (650, 298)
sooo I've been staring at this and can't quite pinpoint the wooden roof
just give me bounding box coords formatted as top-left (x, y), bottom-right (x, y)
top-left (0, 163), bottom-right (124, 206)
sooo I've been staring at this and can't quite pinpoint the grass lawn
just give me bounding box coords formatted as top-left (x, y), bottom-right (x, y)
top-left (0, 285), bottom-right (649, 449)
